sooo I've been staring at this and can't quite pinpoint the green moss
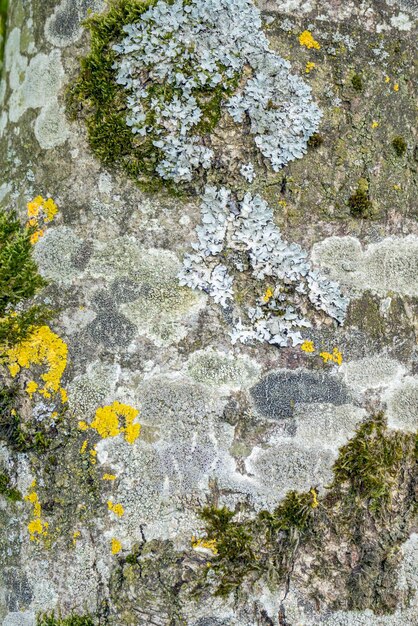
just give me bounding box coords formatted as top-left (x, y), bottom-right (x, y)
top-left (348, 182), bottom-right (375, 219)
top-left (67, 0), bottom-right (237, 193)
top-left (198, 414), bottom-right (417, 609)
top-left (0, 469), bottom-right (22, 501)
top-left (0, 208), bottom-right (53, 354)
top-left (37, 613), bottom-right (95, 626)
top-left (351, 73), bottom-right (363, 92)
top-left (392, 135), bottom-right (407, 157)
top-left (307, 132), bottom-right (323, 148)
top-left (0, 0), bottom-right (7, 66)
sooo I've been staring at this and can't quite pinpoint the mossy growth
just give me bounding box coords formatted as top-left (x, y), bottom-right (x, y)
top-left (392, 135), bottom-right (407, 157)
top-left (0, 208), bottom-right (52, 354)
top-left (0, 384), bottom-right (61, 453)
top-left (37, 613), bottom-right (94, 626)
top-left (348, 179), bottom-right (375, 218)
top-left (307, 132), bottom-right (323, 148)
top-left (351, 73), bottom-right (363, 92)
top-left (67, 0), bottom-right (237, 194)
top-left (197, 414), bottom-right (417, 612)
top-left (0, 0), bottom-right (7, 67)
top-left (0, 468), bottom-right (22, 501)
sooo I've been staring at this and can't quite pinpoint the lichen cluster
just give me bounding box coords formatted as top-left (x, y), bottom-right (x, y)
top-left (179, 186), bottom-right (348, 346)
top-left (70, 0), bottom-right (321, 187)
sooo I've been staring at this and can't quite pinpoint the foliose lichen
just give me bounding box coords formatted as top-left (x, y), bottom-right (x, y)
top-left (179, 186), bottom-right (348, 347)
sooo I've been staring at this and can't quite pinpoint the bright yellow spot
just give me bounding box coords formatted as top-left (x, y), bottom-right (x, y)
top-left (385, 75), bottom-right (390, 83)
top-left (394, 83), bottom-right (399, 92)
top-left (73, 530), bottom-right (81, 546)
top-left (393, 184), bottom-right (401, 191)
top-left (30, 230), bottom-right (44, 245)
top-left (310, 488), bottom-right (319, 508)
top-left (25, 485), bottom-right (48, 541)
top-left (192, 537), bottom-right (218, 555)
top-left (89, 448), bottom-right (97, 464)
top-left (111, 538), bottom-right (122, 555)
top-left (80, 440), bottom-right (88, 454)
top-left (262, 287), bottom-right (274, 303)
top-left (26, 381), bottom-right (38, 397)
top-left (78, 421), bottom-right (89, 431)
top-left (108, 501), bottom-right (124, 517)
top-left (278, 199), bottom-right (287, 208)
top-left (371, 121), bottom-right (379, 129)
top-left (60, 388), bottom-right (68, 403)
top-left (102, 474), bottom-right (117, 481)
top-left (89, 401), bottom-right (141, 444)
top-left (305, 61), bottom-right (316, 73)
top-left (7, 326), bottom-right (68, 399)
top-left (301, 340), bottom-right (315, 353)
top-left (320, 347), bottom-right (343, 366)
top-left (299, 30), bottom-right (320, 50)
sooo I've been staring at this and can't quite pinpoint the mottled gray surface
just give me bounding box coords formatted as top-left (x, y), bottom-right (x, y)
top-left (0, 0), bottom-right (417, 624)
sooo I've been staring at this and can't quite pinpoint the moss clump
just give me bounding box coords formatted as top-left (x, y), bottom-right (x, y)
top-left (348, 181), bottom-right (374, 218)
top-left (198, 414), bottom-right (417, 612)
top-left (351, 73), bottom-right (363, 92)
top-left (0, 469), bottom-right (22, 501)
top-left (37, 613), bottom-right (94, 626)
top-left (0, 0), bottom-right (7, 67)
top-left (67, 0), bottom-right (237, 193)
top-left (0, 208), bottom-right (52, 354)
top-left (307, 132), bottom-right (323, 148)
top-left (392, 135), bottom-right (407, 157)
top-left (0, 384), bottom-right (58, 453)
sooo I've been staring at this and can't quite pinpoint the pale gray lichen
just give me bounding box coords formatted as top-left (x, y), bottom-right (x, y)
top-left (112, 0), bottom-right (322, 182)
top-left (179, 186), bottom-right (348, 347)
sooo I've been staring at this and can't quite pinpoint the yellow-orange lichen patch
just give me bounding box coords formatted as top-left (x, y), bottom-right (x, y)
top-left (192, 537), bottom-right (218, 555)
top-left (7, 325), bottom-right (68, 400)
top-left (27, 196), bottom-right (58, 246)
top-left (301, 340), bottom-right (315, 353)
top-left (111, 538), bottom-right (122, 555)
top-left (108, 500), bottom-right (124, 517)
top-left (299, 30), bottom-right (320, 50)
top-left (320, 347), bottom-right (343, 366)
top-left (25, 481), bottom-right (48, 542)
top-left (89, 401), bottom-right (141, 444)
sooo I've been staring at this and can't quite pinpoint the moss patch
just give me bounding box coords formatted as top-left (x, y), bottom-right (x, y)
top-left (0, 468), bottom-right (22, 501)
top-left (37, 613), bottom-right (95, 626)
top-left (392, 135), bottom-right (407, 157)
top-left (197, 414), bottom-right (417, 613)
top-left (0, 208), bottom-right (53, 354)
top-left (67, 0), bottom-right (238, 194)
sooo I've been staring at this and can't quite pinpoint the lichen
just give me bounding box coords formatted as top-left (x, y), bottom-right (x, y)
top-left (68, 0), bottom-right (321, 189)
top-left (79, 400), bottom-right (141, 444)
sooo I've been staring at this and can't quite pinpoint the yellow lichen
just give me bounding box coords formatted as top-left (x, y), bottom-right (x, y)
top-left (89, 401), bottom-right (141, 444)
top-left (7, 326), bottom-right (68, 400)
top-left (102, 474), bottom-right (117, 481)
top-left (25, 484), bottom-right (48, 541)
top-left (111, 538), bottom-right (122, 555)
top-left (299, 30), bottom-right (320, 50)
top-left (26, 196), bottom-right (58, 246)
top-left (26, 380), bottom-right (38, 397)
top-left (108, 501), bottom-right (124, 517)
top-left (385, 75), bottom-right (390, 83)
top-left (78, 421), bottom-right (89, 431)
top-left (371, 120), bottom-right (379, 129)
top-left (320, 347), bottom-right (343, 366)
top-left (192, 537), bottom-right (218, 555)
top-left (262, 287), bottom-right (274, 303)
top-left (301, 340), bottom-right (315, 353)
top-left (80, 440), bottom-right (88, 454)
top-left (310, 488), bottom-right (319, 508)
top-left (72, 530), bottom-right (81, 546)
top-left (305, 61), bottom-right (316, 73)
top-left (393, 83), bottom-right (399, 92)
